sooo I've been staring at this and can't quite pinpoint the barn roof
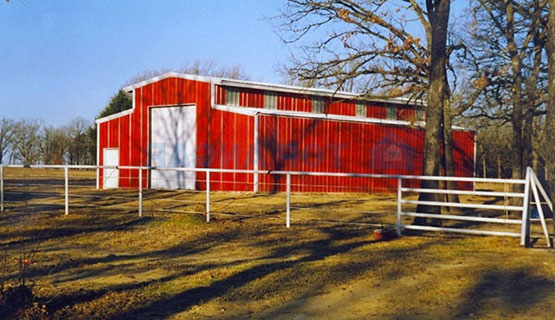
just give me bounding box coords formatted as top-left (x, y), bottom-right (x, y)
top-left (123, 72), bottom-right (425, 107)
top-left (101, 72), bottom-right (473, 132)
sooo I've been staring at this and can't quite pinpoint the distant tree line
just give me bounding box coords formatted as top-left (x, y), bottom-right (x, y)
top-left (471, 118), bottom-right (548, 180)
top-left (0, 117), bottom-right (96, 165)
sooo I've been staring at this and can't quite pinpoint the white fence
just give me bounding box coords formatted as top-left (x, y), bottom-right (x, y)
top-left (0, 164), bottom-right (552, 247)
top-left (396, 167), bottom-right (552, 247)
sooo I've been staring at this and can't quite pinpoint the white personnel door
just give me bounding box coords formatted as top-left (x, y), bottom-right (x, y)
top-left (150, 105), bottom-right (196, 189)
top-left (103, 148), bottom-right (119, 189)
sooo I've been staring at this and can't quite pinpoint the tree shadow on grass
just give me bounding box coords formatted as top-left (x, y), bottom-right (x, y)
top-left (103, 226), bottom-right (451, 320)
top-left (452, 268), bottom-right (554, 319)
top-left (383, 266), bottom-right (554, 320)
top-left (13, 225), bottom-right (243, 283)
top-left (0, 216), bottom-right (152, 248)
top-left (42, 255), bottom-right (264, 317)
top-left (105, 230), bottom-right (374, 319)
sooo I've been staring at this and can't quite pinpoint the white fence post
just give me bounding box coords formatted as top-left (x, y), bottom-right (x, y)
top-left (530, 174), bottom-right (552, 247)
top-left (1, 165), bottom-right (4, 213)
top-left (520, 167), bottom-right (532, 247)
top-left (397, 177), bottom-right (402, 235)
top-left (206, 170), bottom-right (210, 222)
top-left (253, 114), bottom-right (259, 193)
top-left (286, 173), bottom-right (291, 228)
top-left (138, 168), bottom-right (143, 217)
top-left (64, 165), bottom-right (69, 215)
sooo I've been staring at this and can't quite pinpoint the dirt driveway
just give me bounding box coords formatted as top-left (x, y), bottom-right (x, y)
top-left (0, 206), bottom-right (553, 319)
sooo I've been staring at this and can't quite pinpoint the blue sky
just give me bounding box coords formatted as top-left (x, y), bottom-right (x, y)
top-left (0, 0), bottom-right (288, 125)
top-left (0, 0), bottom-right (468, 126)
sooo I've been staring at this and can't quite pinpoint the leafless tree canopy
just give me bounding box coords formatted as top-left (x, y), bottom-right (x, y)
top-left (126, 59), bottom-right (250, 87)
top-left (463, 0), bottom-right (548, 180)
top-left (0, 117), bottom-right (95, 166)
top-left (0, 118), bottom-right (15, 164)
top-left (11, 120), bottom-right (42, 165)
top-left (278, 0), bottom-right (444, 99)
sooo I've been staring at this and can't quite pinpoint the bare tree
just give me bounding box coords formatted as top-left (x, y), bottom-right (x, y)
top-left (467, 0), bottom-right (547, 180)
top-left (12, 120), bottom-right (42, 165)
top-left (41, 126), bottom-right (69, 164)
top-left (475, 122), bottom-right (512, 178)
top-left (278, 1), bottom-right (431, 97)
top-left (65, 118), bottom-right (92, 165)
top-left (126, 59), bottom-right (250, 86)
top-left (278, 0), bottom-right (460, 224)
top-left (411, 0), bottom-right (452, 224)
top-left (547, 0), bottom-right (555, 206)
top-left (0, 118), bottom-right (14, 164)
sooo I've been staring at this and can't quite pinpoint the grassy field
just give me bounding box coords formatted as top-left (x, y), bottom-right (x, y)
top-left (0, 168), bottom-right (553, 319)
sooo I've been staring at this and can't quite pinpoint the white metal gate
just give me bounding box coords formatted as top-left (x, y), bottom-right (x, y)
top-left (396, 167), bottom-right (553, 248)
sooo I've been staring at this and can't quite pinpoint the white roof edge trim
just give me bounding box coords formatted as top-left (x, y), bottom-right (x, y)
top-left (122, 72), bottom-right (225, 92)
top-left (122, 72), bottom-right (425, 107)
top-left (212, 104), bottom-right (475, 130)
top-left (95, 108), bottom-right (134, 124)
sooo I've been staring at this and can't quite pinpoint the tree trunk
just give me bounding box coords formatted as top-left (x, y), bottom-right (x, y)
top-left (503, 1), bottom-right (525, 206)
top-left (547, 0), bottom-right (555, 238)
top-left (504, 2), bottom-right (524, 182)
top-left (443, 93), bottom-right (460, 203)
top-left (522, 109), bottom-right (533, 171)
top-left (482, 155), bottom-right (486, 178)
top-left (532, 151), bottom-right (538, 173)
top-left (414, 0), bottom-right (450, 226)
top-left (497, 155), bottom-right (502, 179)
top-left (524, 6), bottom-right (543, 172)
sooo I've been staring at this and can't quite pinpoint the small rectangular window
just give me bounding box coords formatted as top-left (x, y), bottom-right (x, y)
top-left (355, 103), bottom-right (366, 117)
top-left (386, 104), bottom-right (397, 120)
top-left (313, 97), bottom-right (324, 114)
top-left (417, 109), bottom-right (425, 121)
top-left (225, 87), bottom-right (240, 106)
top-left (264, 92), bottom-right (277, 110)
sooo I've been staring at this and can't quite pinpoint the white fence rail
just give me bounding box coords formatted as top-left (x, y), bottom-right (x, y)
top-left (0, 164), bottom-right (552, 247)
top-left (396, 167), bottom-right (552, 247)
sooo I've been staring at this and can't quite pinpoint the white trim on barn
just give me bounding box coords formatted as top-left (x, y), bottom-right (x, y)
top-left (96, 122), bottom-right (100, 189)
top-left (122, 72), bottom-right (426, 106)
top-left (212, 104), bottom-right (468, 131)
top-left (253, 114), bottom-right (259, 193)
top-left (95, 108), bottom-right (134, 124)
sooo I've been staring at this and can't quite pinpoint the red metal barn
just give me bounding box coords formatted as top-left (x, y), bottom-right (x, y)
top-left (96, 73), bottom-right (475, 192)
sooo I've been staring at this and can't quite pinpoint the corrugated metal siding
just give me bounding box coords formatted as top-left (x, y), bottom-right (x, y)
top-left (257, 114), bottom-right (475, 193)
top-left (99, 77), bottom-right (213, 189)
top-left (98, 122), bottom-right (107, 188)
top-left (216, 85), bottom-right (411, 119)
top-left (367, 103), bottom-right (387, 118)
top-left (118, 115), bottom-right (130, 188)
top-left (98, 77), bottom-right (475, 193)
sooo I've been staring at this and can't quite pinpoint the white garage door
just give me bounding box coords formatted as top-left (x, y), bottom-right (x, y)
top-left (103, 148), bottom-right (119, 189)
top-left (150, 106), bottom-right (196, 189)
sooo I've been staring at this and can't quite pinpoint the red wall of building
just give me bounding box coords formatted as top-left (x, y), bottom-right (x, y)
top-left (98, 76), bottom-right (474, 192)
top-left (256, 114), bottom-right (474, 192)
top-left (99, 77), bottom-right (212, 189)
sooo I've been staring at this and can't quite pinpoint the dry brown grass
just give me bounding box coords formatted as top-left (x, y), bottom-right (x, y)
top-left (0, 168), bottom-right (553, 319)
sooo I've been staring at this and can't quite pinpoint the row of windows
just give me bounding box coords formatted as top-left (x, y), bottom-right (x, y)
top-left (224, 87), bottom-right (422, 120)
